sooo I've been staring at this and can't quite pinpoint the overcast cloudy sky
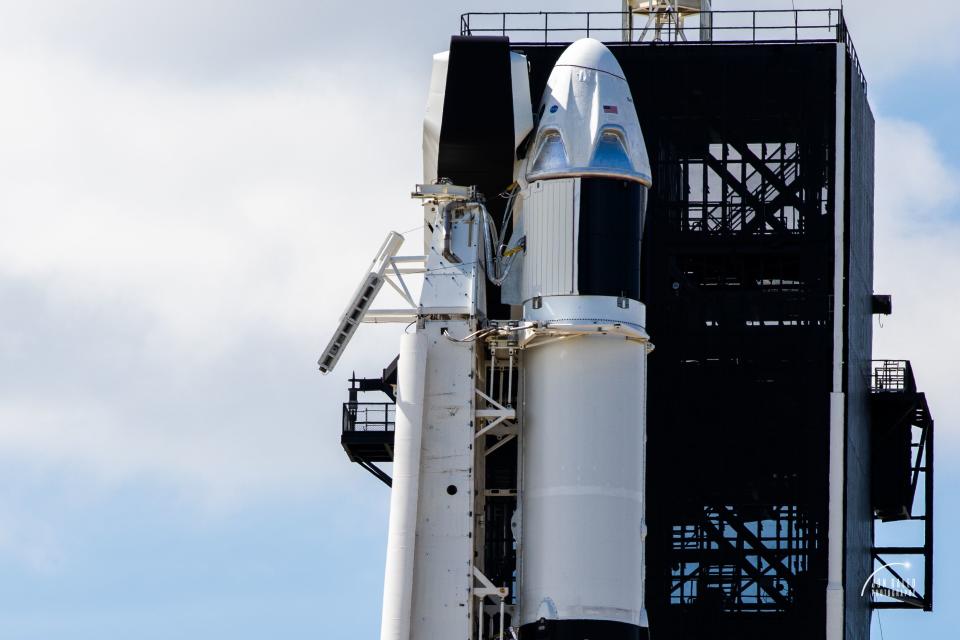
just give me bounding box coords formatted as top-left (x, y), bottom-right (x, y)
top-left (0, 1), bottom-right (956, 638)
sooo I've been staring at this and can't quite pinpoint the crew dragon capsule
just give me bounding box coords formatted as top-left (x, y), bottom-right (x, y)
top-left (515, 39), bottom-right (653, 640)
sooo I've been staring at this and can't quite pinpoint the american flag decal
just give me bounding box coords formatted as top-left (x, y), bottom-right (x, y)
top-left (603, 105), bottom-right (618, 114)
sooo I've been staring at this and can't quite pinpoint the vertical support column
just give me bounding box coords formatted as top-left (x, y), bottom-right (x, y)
top-left (622, 0), bottom-right (634, 42)
top-left (827, 392), bottom-right (846, 639)
top-left (924, 416), bottom-right (935, 611)
top-left (381, 333), bottom-right (428, 640)
top-left (826, 43), bottom-right (847, 640)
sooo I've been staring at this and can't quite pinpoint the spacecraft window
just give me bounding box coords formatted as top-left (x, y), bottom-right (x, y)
top-left (591, 129), bottom-right (633, 173)
top-left (528, 130), bottom-right (568, 177)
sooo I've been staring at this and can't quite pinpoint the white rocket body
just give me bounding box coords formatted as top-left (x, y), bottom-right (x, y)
top-left (369, 37), bottom-right (652, 640)
top-left (522, 336), bottom-right (648, 629)
top-left (379, 199), bottom-right (485, 640)
top-left (515, 39), bottom-right (652, 639)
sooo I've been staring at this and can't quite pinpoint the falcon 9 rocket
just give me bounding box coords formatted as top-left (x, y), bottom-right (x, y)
top-left (320, 36), bottom-right (653, 640)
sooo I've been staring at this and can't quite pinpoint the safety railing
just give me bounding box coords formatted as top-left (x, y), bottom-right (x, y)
top-left (460, 9), bottom-right (864, 90)
top-left (872, 360), bottom-right (917, 394)
top-left (461, 9), bottom-right (842, 44)
top-left (342, 402), bottom-right (395, 433)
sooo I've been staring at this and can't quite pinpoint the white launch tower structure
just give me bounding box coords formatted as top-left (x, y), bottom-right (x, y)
top-left (320, 38), bottom-right (654, 640)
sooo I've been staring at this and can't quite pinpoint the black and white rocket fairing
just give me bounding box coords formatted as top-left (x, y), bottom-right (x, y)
top-left (516, 38), bottom-right (651, 640)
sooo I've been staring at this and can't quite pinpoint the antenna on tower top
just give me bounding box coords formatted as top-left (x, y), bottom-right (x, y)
top-left (622, 0), bottom-right (713, 43)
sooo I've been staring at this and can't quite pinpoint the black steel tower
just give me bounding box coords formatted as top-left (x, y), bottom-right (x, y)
top-left (336, 8), bottom-right (936, 640)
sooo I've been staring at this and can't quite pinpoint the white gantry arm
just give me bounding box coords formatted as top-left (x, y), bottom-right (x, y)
top-left (317, 231), bottom-right (426, 373)
top-left (361, 253), bottom-right (427, 324)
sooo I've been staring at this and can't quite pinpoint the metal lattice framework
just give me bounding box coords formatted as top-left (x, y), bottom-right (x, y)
top-left (676, 142), bottom-right (829, 237)
top-left (870, 360), bottom-right (934, 611)
top-left (461, 9), bottom-right (846, 46)
top-left (671, 505), bottom-right (818, 612)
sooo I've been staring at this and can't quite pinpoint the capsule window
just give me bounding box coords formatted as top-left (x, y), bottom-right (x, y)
top-left (591, 129), bottom-right (633, 173)
top-left (528, 130), bottom-right (568, 177)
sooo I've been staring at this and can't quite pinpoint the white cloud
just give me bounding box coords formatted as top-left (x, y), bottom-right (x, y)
top-left (0, 393), bottom-right (326, 508)
top-left (0, 1), bottom-right (956, 514)
top-left (0, 48), bottom-right (423, 505)
top-left (873, 117), bottom-right (960, 449)
top-left (0, 0), bottom-right (605, 85)
top-left (3, 1), bottom-right (957, 86)
top-left (679, 0), bottom-right (960, 83)
top-left (874, 118), bottom-right (960, 225)
top-left (0, 53), bottom-right (423, 360)
top-left (840, 0), bottom-right (960, 81)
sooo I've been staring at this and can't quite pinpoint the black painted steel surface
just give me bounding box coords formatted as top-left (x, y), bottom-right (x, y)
top-left (519, 619), bottom-right (648, 640)
top-left (578, 178), bottom-right (646, 301)
top-left (517, 41), bottom-right (852, 640)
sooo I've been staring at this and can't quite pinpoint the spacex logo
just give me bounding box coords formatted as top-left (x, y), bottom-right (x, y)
top-left (860, 562), bottom-right (918, 600)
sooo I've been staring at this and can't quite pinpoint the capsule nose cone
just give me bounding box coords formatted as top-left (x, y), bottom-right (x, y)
top-left (525, 38), bottom-right (651, 186)
top-left (555, 37), bottom-right (626, 80)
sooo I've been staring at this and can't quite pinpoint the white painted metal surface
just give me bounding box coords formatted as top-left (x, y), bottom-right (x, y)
top-left (374, 184), bottom-right (490, 640)
top-left (523, 294), bottom-right (647, 334)
top-left (380, 332), bottom-right (428, 640)
top-left (418, 202), bottom-right (484, 315)
top-left (520, 178), bottom-right (578, 302)
top-left (408, 321), bottom-right (476, 640)
top-left (526, 38), bottom-right (651, 186)
top-left (510, 52), bottom-right (535, 151)
top-left (362, 37), bottom-right (656, 640)
top-left (510, 39), bottom-right (653, 636)
top-left (622, 0), bottom-right (713, 43)
top-left (318, 231), bottom-right (405, 373)
top-left (520, 334), bottom-right (648, 627)
top-left (423, 51), bottom-right (449, 187)
top-left (826, 43), bottom-right (848, 640)
top-left (628, 0), bottom-right (711, 13)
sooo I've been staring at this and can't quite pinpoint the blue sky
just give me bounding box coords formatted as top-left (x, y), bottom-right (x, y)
top-left (0, 1), bottom-right (956, 639)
